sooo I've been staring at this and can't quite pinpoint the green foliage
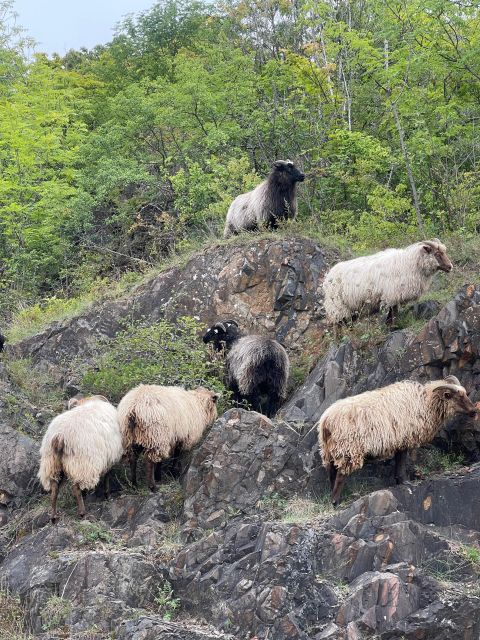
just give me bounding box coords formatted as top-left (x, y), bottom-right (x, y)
top-left (1, 0), bottom-right (480, 315)
top-left (75, 521), bottom-right (113, 545)
top-left (415, 449), bottom-right (465, 476)
top-left (82, 316), bottom-right (226, 403)
top-left (5, 358), bottom-right (64, 411)
top-left (154, 581), bottom-right (180, 621)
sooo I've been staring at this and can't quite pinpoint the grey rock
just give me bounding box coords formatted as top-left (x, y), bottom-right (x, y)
top-left (0, 422), bottom-right (39, 505)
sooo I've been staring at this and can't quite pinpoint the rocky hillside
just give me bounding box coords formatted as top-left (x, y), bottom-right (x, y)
top-left (0, 236), bottom-right (479, 640)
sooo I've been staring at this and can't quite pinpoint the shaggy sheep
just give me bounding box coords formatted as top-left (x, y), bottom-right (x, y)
top-left (202, 320), bottom-right (289, 417)
top-left (223, 160), bottom-right (305, 238)
top-left (38, 395), bottom-right (123, 522)
top-left (317, 376), bottom-right (477, 506)
top-left (117, 385), bottom-right (219, 492)
top-left (323, 239), bottom-right (453, 327)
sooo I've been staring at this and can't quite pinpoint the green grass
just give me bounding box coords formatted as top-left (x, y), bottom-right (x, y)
top-left (414, 449), bottom-right (466, 477)
top-left (4, 358), bottom-right (64, 412)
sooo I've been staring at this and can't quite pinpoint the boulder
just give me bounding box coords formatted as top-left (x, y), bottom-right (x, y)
top-left (0, 423), bottom-right (39, 506)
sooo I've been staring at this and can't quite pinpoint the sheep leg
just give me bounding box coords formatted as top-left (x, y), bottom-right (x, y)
top-left (146, 459), bottom-right (157, 493)
top-left (328, 464), bottom-right (337, 491)
top-left (386, 305), bottom-right (399, 328)
top-left (102, 472), bottom-right (111, 500)
top-left (72, 483), bottom-right (86, 518)
top-left (331, 471), bottom-right (346, 507)
top-left (50, 480), bottom-right (60, 524)
top-left (130, 453), bottom-right (138, 487)
top-left (394, 450), bottom-right (408, 484)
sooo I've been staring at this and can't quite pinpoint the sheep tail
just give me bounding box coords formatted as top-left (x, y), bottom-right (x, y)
top-left (318, 417), bottom-right (332, 468)
top-left (38, 433), bottom-right (64, 491)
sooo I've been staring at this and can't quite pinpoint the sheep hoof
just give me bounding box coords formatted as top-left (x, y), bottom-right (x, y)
top-left (149, 485), bottom-right (158, 493)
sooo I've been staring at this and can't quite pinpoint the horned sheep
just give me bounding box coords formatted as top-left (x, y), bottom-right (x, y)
top-left (223, 160), bottom-right (305, 238)
top-left (117, 384), bottom-right (219, 492)
top-left (317, 376), bottom-right (477, 506)
top-left (202, 320), bottom-right (289, 418)
top-left (323, 239), bottom-right (453, 327)
top-left (38, 395), bottom-right (123, 522)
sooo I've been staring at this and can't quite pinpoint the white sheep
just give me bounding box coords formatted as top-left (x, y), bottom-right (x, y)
top-left (38, 395), bottom-right (123, 522)
top-left (323, 239), bottom-right (452, 327)
top-left (117, 385), bottom-right (219, 492)
top-left (223, 160), bottom-right (305, 238)
top-left (317, 376), bottom-right (477, 505)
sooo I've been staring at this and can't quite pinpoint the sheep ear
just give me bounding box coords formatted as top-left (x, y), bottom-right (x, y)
top-left (423, 244), bottom-right (432, 253)
top-left (273, 161), bottom-right (284, 170)
top-left (216, 323), bottom-right (227, 332)
top-left (212, 392), bottom-right (221, 403)
top-left (68, 397), bottom-right (80, 409)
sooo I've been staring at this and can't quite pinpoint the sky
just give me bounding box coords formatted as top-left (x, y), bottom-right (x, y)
top-left (14, 0), bottom-right (157, 55)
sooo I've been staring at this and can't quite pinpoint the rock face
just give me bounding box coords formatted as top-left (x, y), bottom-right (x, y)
top-left (10, 237), bottom-right (334, 368)
top-left (2, 244), bottom-right (480, 639)
top-left (282, 284), bottom-right (480, 459)
top-left (0, 423), bottom-right (39, 506)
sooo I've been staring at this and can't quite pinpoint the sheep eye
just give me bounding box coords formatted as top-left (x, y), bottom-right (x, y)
top-left (445, 391), bottom-right (451, 399)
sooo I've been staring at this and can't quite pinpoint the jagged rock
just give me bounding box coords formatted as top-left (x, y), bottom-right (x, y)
top-left (10, 237), bottom-right (334, 369)
top-left (117, 616), bottom-right (233, 639)
top-left (0, 423), bottom-right (39, 506)
top-left (0, 523), bottom-right (165, 634)
top-left (412, 299), bottom-right (441, 321)
top-left (182, 408), bottom-right (324, 538)
top-left (282, 285), bottom-right (480, 459)
top-left (170, 480), bottom-right (480, 639)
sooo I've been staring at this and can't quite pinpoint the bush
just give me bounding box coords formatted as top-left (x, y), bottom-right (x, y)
top-left (82, 316), bottom-right (226, 404)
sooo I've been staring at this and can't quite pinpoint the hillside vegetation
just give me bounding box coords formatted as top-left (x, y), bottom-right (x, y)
top-left (1, 0), bottom-right (479, 329)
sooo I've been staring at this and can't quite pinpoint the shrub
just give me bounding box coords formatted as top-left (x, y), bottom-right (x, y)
top-left (82, 316), bottom-right (226, 404)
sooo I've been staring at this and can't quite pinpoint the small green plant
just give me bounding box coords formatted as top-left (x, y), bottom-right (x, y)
top-left (281, 495), bottom-right (335, 523)
top-left (75, 520), bottom-right (113, 545)
top-left (460, 545), bottom-right (480, 571)
top-left (0, 585), bottom-right (31, 640)
top-left (40, 594), bottom-right (72, 631)
top-left (154, 581), bottom-right (180, 621)
top-left (415, 449), bottom-right (465, 476)
top-left (81, 316), bottom-right (227, 405)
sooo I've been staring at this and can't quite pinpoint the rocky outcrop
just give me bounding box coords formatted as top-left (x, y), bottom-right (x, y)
top-left (170, 481), bottom-right (480, 639)
top-left (10, 237), bottom-right (334, 368)
top-left (0, 423), bottom-right (39, 507)
top-left (282, 284), bottom-right (480, 459)
top-left (182, 409), bottom-right (324, 538)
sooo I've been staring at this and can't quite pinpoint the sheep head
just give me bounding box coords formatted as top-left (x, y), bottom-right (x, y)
top-left (202, 320), bottom-right (240, 352)
top-left (193, 387), bottom-right (221, 424)
top-left (428, 378), bottom-right (477, 417)
top-left (272, 160), bottom-right (305, 183)
top-left (421, 239), bottom-right (453, 273)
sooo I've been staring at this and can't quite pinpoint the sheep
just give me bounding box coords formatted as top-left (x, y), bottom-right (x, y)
top-left (317, 376), bottom-right (477, 506)
top-left (323, 239), bottom-right (453, 328)
top-left (117, 385), bottom-right (219, 492)
top-left (223, 160), bottom-right (305, 238)
top-left (0, 333), bottom-right (5, 352)
top-left (202, 320), bottom-right (289, 418)
top-left (38, 395), bottom-right (123, 522)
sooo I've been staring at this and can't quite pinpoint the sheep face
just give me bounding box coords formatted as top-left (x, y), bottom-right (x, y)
top-left (202, 320), bottom-right (239, 352)
top-left (193, 387), bottom-right (220, 424)
top-left (273, 160), bottom-right (305, 183)
top-left (434, 386), bottom-right (477, 418)
top-left (422, 240), bottom-right (453, 273)
top-left (68, 395), bottom-right (109, 409)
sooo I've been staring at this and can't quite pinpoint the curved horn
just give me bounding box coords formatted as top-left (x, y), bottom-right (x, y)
top-left (428, 379), bottom-right (463, 392)
top-left (216, 322), bottom-right (227, 332)
top-left (444, 375), bottom-right (461, 386)
top-left (224, 319), bottom-right (239, 327)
